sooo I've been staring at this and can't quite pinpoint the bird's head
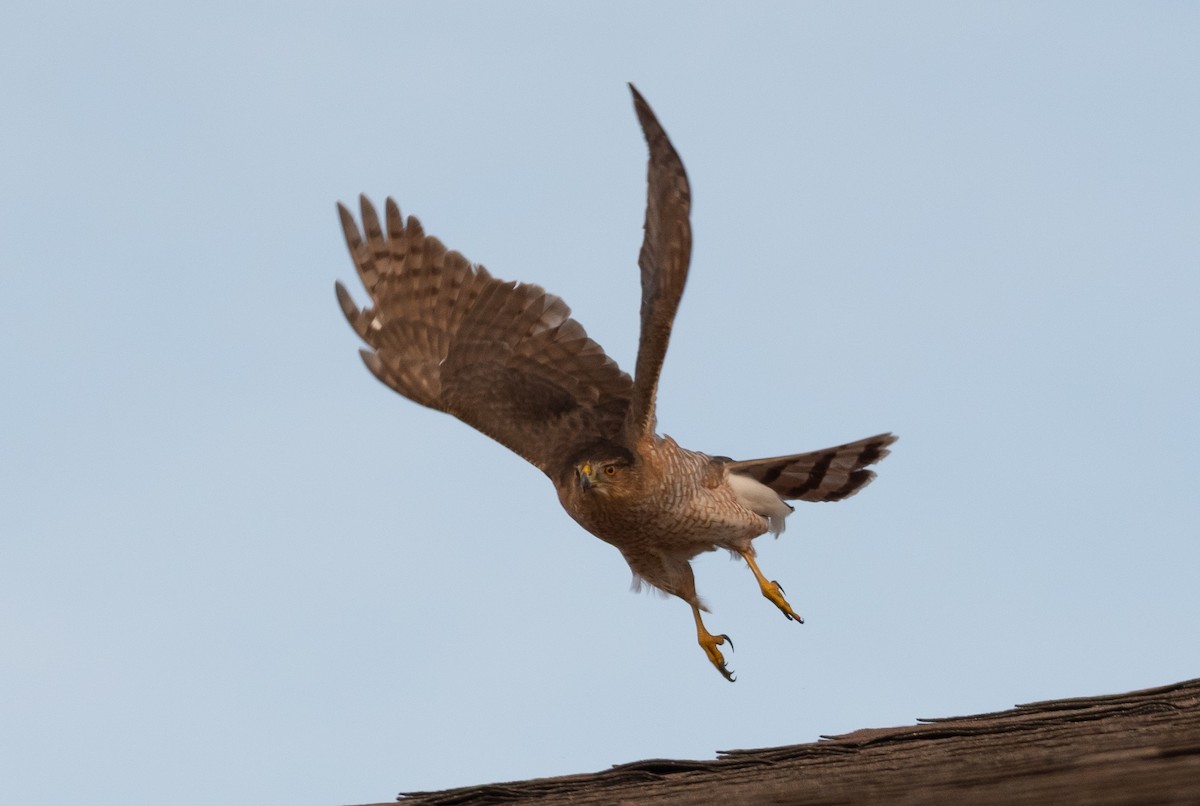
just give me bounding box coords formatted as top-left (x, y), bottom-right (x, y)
top-left (576, 459), bottom-right (628, 495)
top-left (566, 442), bottom-right (637, 500)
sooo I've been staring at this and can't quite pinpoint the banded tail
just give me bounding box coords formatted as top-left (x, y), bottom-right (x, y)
top-left (725, 433), bottom-right (897, 503)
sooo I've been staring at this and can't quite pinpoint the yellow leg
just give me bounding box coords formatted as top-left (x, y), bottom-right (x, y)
top-left (739, 550), bottom-right (804, 623)
top-left (691, 603), bottom-right (735, 682)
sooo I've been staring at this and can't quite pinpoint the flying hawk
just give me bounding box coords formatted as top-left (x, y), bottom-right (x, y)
top-left (335, 85), bottom-right (896, 681)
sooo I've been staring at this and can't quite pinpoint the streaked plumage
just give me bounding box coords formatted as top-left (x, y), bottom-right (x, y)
top-left (335, 85), bottom-right (896, 680)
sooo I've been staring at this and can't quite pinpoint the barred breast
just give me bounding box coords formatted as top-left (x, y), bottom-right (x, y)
top-left (609, 435), bottom-right (772, 559)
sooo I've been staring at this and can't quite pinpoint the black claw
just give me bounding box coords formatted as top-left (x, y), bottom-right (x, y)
top-left (722, 634), bottom-right (734, 653)
top-left (774, 580), bottom-right (786, 595)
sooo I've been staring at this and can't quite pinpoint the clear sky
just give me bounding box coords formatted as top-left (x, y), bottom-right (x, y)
top-left (3, 3), bottom-right (1198, 805)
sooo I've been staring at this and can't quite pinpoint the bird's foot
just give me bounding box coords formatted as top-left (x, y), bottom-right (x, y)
top-left (697, 627), bottom-right (735, 682)
top-left (691, 603), bottom-right (735, 681)
top-left (761, 579), bottom-right (804, 624)
top-left (739, 550), bottom-right (804, 623)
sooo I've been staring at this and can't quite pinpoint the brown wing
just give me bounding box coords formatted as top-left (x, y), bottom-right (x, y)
top-left (624, 84), bottom-right (693, 441)
top-left (335, 195), bottom-right (632, 478)
top-left (724, 433), bottom-right (898, 502)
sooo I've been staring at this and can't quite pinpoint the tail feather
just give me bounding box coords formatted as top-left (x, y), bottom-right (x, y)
top-left (725, 433), bottom-right (897, 503)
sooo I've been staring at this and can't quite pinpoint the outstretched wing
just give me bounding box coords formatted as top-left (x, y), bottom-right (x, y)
top-left (625, 84), bottom-right (693, 441)
top-left (336, 195), bottom-right (633, 478)
top-left (724, 433), bottom-right (898, 502)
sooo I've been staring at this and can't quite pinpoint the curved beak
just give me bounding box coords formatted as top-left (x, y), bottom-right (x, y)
top-left (577, 463), bottom-right (594, 491)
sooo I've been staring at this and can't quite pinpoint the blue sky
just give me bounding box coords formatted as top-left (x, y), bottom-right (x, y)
top-left (3, 3), bottom-right (1198, 804)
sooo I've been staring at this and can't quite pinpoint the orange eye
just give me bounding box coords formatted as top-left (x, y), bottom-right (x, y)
top-left (604, 465), bottom-right (617, 477)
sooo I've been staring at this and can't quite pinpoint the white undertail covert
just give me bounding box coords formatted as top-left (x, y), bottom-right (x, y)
top-left (727, 472), bottom-right (794, 536)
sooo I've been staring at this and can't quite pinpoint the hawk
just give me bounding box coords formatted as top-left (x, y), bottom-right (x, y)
top-left (335, 85), bottom-right (896, 681)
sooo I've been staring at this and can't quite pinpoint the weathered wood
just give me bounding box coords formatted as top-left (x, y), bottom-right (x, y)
top-left (360, 678), bottom-right (1200, 805)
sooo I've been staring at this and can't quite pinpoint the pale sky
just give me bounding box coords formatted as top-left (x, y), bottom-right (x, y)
top-left (3, 3), bottom-right (1198, 805)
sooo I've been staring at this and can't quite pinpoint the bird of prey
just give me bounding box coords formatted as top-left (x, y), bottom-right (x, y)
top-left (335, 84), bottom-right (895, 681)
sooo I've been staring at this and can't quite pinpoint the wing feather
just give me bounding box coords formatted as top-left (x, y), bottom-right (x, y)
top-left (625, 84), bottom-right (693, 441)
top-left (336, 195), bottom-right (632, 476)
